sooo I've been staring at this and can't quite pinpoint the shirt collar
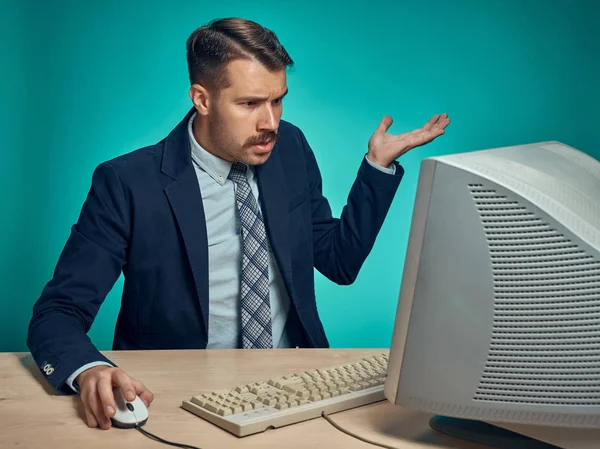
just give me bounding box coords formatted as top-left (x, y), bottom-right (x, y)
top-left (187, 112), bottom-right (232, 185)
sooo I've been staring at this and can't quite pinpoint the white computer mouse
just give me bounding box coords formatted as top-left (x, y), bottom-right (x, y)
top-left (110, 387), bottom-right (149, 429)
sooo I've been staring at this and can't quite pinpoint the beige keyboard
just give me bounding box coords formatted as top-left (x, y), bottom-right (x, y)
top-left (181, 353), bottom-right (388, 437)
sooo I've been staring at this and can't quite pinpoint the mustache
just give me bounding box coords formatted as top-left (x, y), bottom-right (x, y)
top-left (245, 132), bottom-right (279, 147)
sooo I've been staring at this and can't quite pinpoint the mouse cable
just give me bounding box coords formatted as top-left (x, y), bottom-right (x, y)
top-left (135, 424), bottom-right (202, 449)
top-left (132, 411), bottom-right (397, 449)
top-left (321, 411), bottom-right (400, 449)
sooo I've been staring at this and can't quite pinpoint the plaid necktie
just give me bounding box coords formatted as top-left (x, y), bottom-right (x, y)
top-left (229, 162), bottom-right (273, 349)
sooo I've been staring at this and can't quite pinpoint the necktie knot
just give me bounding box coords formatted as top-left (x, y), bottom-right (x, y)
top-left (229, 162), bottom-right (248, 184)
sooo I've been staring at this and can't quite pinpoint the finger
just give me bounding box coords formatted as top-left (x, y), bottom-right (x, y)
top-left (421, 114), bottom-right (439, 132)
top-left (426, 120), bottom-right (446, 136)
top-left (87, 389), bottom-right (112, 430)
top-left (391, 132), bottom-right (423, 147)
top-left (97, 375), bottom-right (117, 419)
top-left (430, 124), bottom-right (446, 135)
top-left (393, 121), bottom-right (444, 148)
top-left (408, 133), bottom-right (428, 148)
top-left (82, 401), bottom-right (99, 428)
top-left (375, 116), bottom-right (393, 134)
top-left (434, 113), bottom-right (450, 130)
top-left (113, 370), bottom-right (136, 402)
top-left (132, 379), bottom-right (155, 407)
top-left (390, 129), bottom-right (419, 143)
top-left (406, 128), bottom-right (436, 140)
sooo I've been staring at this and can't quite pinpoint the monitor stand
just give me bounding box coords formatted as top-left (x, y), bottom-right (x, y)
top-left (429, 416), bottom-right (561, 449)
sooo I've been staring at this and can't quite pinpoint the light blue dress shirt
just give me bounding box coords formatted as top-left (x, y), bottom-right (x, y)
top-left (186, 113), bottom-right (292, 349)
top-left (65, 113), bottom-right (395, 392)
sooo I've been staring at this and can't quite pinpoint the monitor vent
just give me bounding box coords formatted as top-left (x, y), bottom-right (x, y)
top-left (468, 184), bottom-right (600, 406)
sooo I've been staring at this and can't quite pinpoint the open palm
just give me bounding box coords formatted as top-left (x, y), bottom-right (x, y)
top-left (367, 113), bottom-right (450, 167)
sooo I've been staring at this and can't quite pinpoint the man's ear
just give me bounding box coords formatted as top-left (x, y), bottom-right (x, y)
top-left (188, 83), bottom-right (210, 116)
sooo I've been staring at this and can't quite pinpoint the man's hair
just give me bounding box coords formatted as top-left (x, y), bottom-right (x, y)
top-left (186, 18), bottom-right (294, 92)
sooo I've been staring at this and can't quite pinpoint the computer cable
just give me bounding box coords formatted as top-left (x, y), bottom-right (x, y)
top-left (321, 411), bottom-right (400, 449)
top-left (129, 411), bottom-right (399, 449)
top-left (134, 424), bottom-right (203, 449)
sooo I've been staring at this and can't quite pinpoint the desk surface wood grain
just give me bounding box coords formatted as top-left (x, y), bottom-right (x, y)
top-left (0, 348), bottom-right (497, 448)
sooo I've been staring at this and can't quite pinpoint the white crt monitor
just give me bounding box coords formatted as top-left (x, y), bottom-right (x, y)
top-left (385, 141), bottom-right (600, 449)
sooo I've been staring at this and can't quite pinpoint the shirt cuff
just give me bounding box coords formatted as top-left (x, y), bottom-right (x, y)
top-left (364, 155), bottom-right (396, 175)
top-left (66, 361), bottom-right (114, 393)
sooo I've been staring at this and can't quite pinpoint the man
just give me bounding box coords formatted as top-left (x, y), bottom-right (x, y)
top-left (27, 17), bottom-right (449, 430)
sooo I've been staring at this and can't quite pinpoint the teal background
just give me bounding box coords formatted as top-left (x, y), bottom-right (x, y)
top-left (1, 1), bottom-right (599, 352)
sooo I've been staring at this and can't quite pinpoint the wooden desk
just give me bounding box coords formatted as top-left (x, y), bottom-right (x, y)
top-left (0, 349), bottom-right (496, 449)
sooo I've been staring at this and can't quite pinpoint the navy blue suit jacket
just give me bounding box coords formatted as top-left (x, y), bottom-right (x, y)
top-left (27, 107), bottom-right (404, 393)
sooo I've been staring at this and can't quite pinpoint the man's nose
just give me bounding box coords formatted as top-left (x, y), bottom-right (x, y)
top-left (258, 106), bottom-right (278, 131)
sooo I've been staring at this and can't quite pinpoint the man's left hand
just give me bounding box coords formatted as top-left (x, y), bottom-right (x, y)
top-left (367, 113), bottom-right (450, 168)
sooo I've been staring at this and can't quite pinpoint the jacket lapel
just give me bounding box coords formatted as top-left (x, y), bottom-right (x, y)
top-left (161, 108), bottom-right (210, 333)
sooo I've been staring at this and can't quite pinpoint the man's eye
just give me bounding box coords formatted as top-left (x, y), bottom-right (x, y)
top-left (244, 101), bottom-right (256, 107)
top-left (273, 98), bottom-right (282, 105)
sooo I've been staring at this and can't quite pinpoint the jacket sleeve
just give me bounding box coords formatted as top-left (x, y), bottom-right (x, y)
top-left (299, 128), bottom-right (404, 285)
top-left (26, 161), bottom-right (129, 394)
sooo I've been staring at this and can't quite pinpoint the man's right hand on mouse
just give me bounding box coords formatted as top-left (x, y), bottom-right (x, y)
top-left (75, 365), bottom-right (154, 429)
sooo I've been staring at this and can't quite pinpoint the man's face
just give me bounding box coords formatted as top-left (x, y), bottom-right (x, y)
top-left (204, 59), bottom-right (288, 166)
